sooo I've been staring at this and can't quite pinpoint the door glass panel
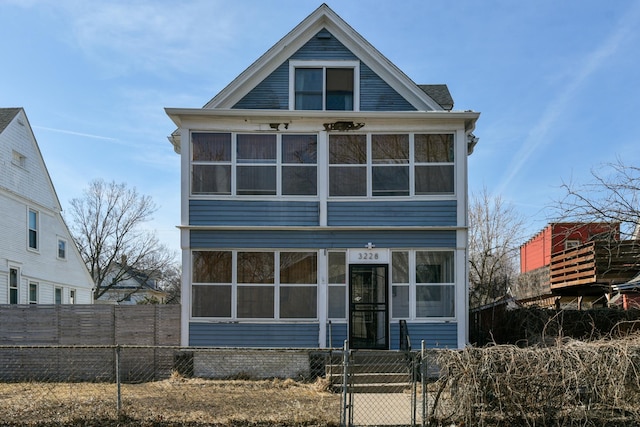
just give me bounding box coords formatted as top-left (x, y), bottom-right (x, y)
top-left (350, 265), bottom-right (388, 349)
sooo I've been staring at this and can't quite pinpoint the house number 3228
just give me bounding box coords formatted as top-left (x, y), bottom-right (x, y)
top-left (358, 252), bottom-right (379, 260)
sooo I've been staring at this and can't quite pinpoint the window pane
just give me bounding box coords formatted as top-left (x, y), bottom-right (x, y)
top-left (416, 251), bottom-right (454, 283)
top-left (192, 133), bottom-right (231, 161)
top-left (237, 134), bottom-right (276, 162)
top-left (415, 134), bottom-right (454, 162)
top-left (55, 288), bottom-right (62, 304)
top-left (295, 68), bottom-right (323, 110)
top-left (280, 252), bottom-right (317, 284)
top-left (236, 166), bottom-right (276, 195)
top-left (329, 135), bottom-right (366, 164)
top-left (29, 283), bottom-right (37, 303)
top-left (58, 240), bottom-right (66, 259)
top-left (237, 286), bottom-right (274, 318)
top-left (416, 285), bottom-right (455, 317)
top-left (372, 135), bottom-right (409, 164)
top-left (328, 252), bottom-right (346, 284)
top-left (372, 166), bottom-right (409, 196)
top-left (329, 167), bottom-right (366, 196)
top-left (282, 166), bottom-right (317, 195)
top-left (415, 165), bottom-right (454, 194)
top-left (193, 251), bottom-right (232, 283)
top-left (192, 165), bottom-right (231, 195)
top-left (392, 285), bottom-right (409, 318)
top-left (238, 252), bottom-right (274, 284)
top-left (280, 286), bottom-right (317, 318)
top-left (328, 286), bottom-right (346, 318)
top-left (282, 135), bottom-right (317, 163)
top-left (192, 285), bottom-right (231, 317)
top-left (29, 230), bottom-right (37, 249)
top-left (29, 210), bottom-right (37, 229)
top-left (392, 252), bottom-right (409, 283)
top-left (326, 68), bottom-right (354, 111)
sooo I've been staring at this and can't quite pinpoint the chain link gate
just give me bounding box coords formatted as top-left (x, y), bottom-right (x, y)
top-left (338, 341), bottom-right (429, 427)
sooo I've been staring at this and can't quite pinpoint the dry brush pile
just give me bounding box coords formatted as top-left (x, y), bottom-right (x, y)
top-left (430, 335), bottom-right (640, 426)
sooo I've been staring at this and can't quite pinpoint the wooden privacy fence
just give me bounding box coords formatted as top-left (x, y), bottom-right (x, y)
top-left (0, 304), bottom-right (180, 346)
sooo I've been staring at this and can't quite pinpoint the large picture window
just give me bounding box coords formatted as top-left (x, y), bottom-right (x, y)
top-left (329, 133), bottom-right (455, 197)
top-left (191, 133), bottom-right (317, 197)
top-left (192, 250), bottom-right (317, 320)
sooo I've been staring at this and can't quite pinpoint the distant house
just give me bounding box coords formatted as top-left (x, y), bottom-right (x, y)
top-left (96, 262), bottom-right (168, 305)
top-left (0, 108), bottom-right (93, 304)
top-left (515, 222), bottom-right (638, 309)
top-left (166, 4), bottom-right (479, 349)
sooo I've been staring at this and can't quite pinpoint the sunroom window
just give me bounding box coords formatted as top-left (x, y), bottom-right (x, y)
top-left (329, 133), bottom-right (455, 197)
top-left (192, 250), bottom-right (318, 320)
top-left (191, 133), bottom-right (317, 196)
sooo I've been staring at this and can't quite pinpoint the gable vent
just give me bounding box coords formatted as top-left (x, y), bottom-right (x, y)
top-left (316, 29), bottom-right (332, 39)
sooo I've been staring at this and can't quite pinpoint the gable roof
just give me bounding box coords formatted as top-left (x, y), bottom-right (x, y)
top-left (204, 4), bottom-right (444, 112)
top-left (0, 108), bottom-right (21, 133)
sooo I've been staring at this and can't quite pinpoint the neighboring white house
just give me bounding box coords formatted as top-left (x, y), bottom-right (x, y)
top-left (0, 107), bottom-right (94, 304)
top-left (96, 263), bottom-right (168, 305)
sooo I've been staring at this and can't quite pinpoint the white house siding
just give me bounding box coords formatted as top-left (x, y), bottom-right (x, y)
top-left (0, 109), bottom-right (94, 304)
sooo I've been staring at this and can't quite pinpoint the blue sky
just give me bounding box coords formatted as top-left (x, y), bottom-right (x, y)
top-left (2, 0), bottom-right (639, 255)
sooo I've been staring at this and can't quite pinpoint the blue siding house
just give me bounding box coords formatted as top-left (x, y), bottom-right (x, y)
top-left (166, 4), bottom-right (479, 350)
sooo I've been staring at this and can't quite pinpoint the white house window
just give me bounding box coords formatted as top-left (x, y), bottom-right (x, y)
top-left (327, 251), bottom-right (347, 319)
top-left (29, 282), bottom-right (38, 304)
top-left (192, 250), bottom-right (318, 320)
top-left (415, 251), bottom-right (455, 317)
top-left (55, 287), bottom-right (63, 304)
top-left (290, 60), bottom-right (359, 111)
top-left (415, 134), bottom-right (454, 194)
top-left (70, 289), bottom-right (76, 304)
top-left (191, 133), bottom-right (317, 197)
top-left (58, 239), bottom-right (67, 259)
top-left (12, 150), bottom-right (26, 168)
top-left (9, 267), bottom-right (19, 304)
top-left (28, 209), bottom-right (39, 250)
top-left (391, 251), bottom-right (410, 318)
top-left (329, 133), bottom-right (455, 197)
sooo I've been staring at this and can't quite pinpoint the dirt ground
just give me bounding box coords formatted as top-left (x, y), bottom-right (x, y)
top-left (0, 377), bottom-right (341, 426)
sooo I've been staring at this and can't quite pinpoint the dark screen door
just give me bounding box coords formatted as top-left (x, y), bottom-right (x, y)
top-left (349, 264), bottom-right (388, 349)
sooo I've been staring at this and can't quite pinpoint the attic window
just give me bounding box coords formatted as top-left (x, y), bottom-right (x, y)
top-left (290, 60), bottom-right (359, 111)
top-left (12, 150), bottom-right (26, 168)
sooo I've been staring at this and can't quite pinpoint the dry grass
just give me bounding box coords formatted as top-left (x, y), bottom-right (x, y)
top-left (0, 376), bottom-right (340, 426)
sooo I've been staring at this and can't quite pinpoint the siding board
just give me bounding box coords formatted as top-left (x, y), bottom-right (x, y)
top-left (190, 200), bottom-right (319, 226)
top-left (190, 229), bottom-right (456, 249)
top-left (328, 200), bottom-right (456, 226)
top-left (189, 322), bottom-right (320, 347)
top-left (389, 322), bottom-right (458, 349)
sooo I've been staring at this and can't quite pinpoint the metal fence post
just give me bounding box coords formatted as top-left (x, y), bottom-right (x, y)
top-left (421, 340), bottom-right (427, 427)
top-left (115, 345), bottom-right (122, 416)
top-left (340, 340), bottom-right (349, 427)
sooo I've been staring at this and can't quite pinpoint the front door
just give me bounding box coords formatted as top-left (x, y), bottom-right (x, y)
top-left (349, 264), bottom-right (388, 350)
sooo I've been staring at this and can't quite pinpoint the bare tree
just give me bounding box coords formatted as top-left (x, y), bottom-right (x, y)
top-left (469, 188), bottom-right (525, 309)
top-left (66, 179), bottom-right (177, 301)
top-left (557, 159), bottom-right (640, 239)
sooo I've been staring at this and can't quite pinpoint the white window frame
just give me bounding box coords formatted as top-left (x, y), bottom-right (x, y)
top-left (8, 266), bottom-right (20, 304)
top-left (191, 249), bottom-right (319, 321)
top-left (12, 150), bottom-right (26, 168)
top-left (28, 282), bottom-right (38, 304)
top-left (289, 60), bottom-right (360, 112)
top-left (190, 132), bottom-right (318, 197)
top-left (328, 133), bottom-right (456, 199)
top-left (27, 208), bottom-right (39, 251)
top-left (57, 238), bottom-right (67, 260)
top-left (55, 287), bottom-right (63, 304)
top-left (69, 289), bottom-right (76, 304)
